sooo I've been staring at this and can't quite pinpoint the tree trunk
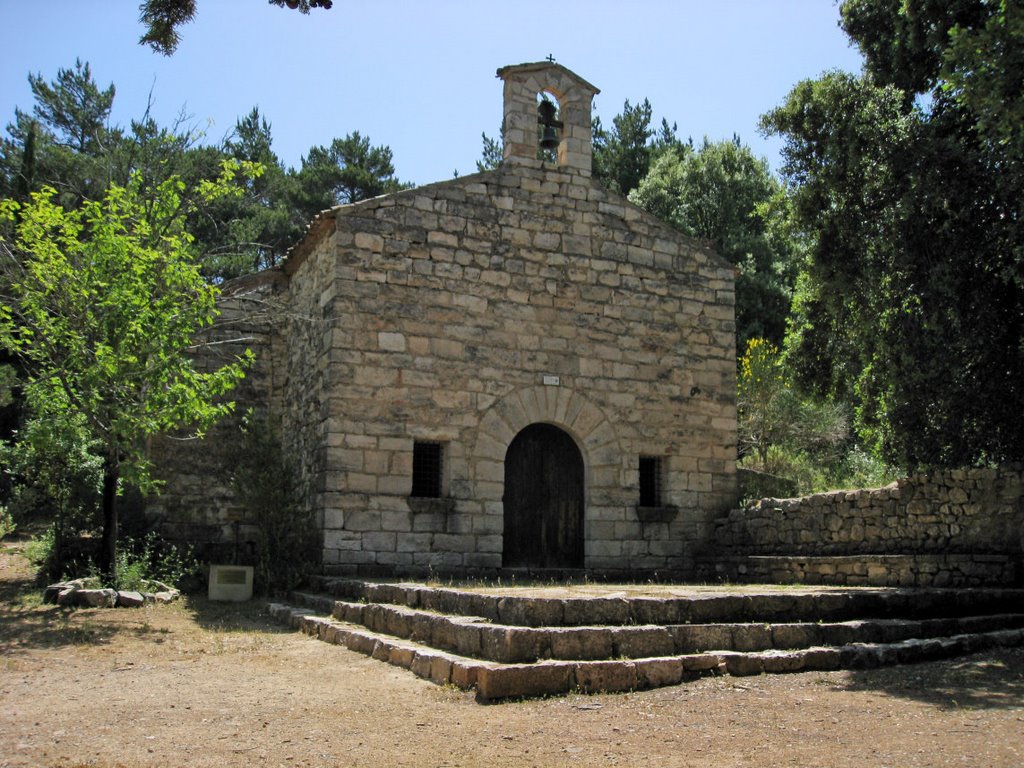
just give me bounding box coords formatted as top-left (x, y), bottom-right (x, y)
top-left (98, 455), bottom-right (119, 584)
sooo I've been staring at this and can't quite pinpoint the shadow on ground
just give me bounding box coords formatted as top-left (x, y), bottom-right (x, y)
top-left (0, 541), bottom-right (123, 652)
top-left (182, 590), bottom-right (292, 635)
top-left (0, 541), bottom-right (289, 654)
top-left (839, 649), bottom-right (1024, 711)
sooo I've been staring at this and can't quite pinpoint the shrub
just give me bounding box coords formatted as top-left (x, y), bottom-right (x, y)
top-left (0, 505), bottom-right (14, 539)
top-left (111, 532), bottom-right (199, 591)
top-left (1, 408), bottom-right (102, 581)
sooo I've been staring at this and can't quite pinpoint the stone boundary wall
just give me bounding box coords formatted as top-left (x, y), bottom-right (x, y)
top-left (706, 465), bottom-right (1024, 586)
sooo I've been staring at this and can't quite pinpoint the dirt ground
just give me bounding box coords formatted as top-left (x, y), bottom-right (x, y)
top-left (2, 541), bottom-right (1023, 768)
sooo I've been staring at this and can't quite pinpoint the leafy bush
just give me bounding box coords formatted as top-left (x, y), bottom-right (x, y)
top-left (0, 505), bottom-right (14, 539)
top-left (111, 532), bottom-right (199, 591)
top-left (1, 408), bottom-right (102, 581)
top-left (737, 338), bottom-right (902, 496)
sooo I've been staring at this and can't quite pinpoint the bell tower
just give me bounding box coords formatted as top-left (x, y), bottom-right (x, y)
top-left (496, 60), bottom-right (600, 175)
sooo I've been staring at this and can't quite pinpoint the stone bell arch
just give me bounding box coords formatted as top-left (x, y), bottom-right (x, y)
top-left (497, 60), bottom-right (600, 174)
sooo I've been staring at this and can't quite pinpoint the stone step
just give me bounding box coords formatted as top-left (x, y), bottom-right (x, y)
top-left (269, 601), bottom-right (1024, 701)
top-left (291, 590), bottom-right (1024, 662)
top-left (305, 577), bottom-right (1024, 626)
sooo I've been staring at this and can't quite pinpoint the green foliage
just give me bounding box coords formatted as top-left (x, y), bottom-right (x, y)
top-left (476, 129), bottom-right (504, 172)
top-left (110, 532), bottom-right (198, 591)
top-left (0, 165), bottom-right (253, 579)
top-left (2, 63), bottom-right (410, 283)
top-left (198, 107), bottom-right (305, 280)
top-left (24, 525), bottom-right (57, 572)
top-left (0, 505), bottom-right (14, 539)
top-left (0, 407), bottom-right (102, 525)
top-left (0, 363), bottom-right (14, 408)
top-left (0, 59), bottom-right (117, 206)
top-left (738, 338), bottom-right (856, 493)
top-left (761, 0), bottom-right (1024, 468)
top-left (592, 99), bottom-right (680, 196)
top-left (140, 1), bottom-right (333, 55)
top-left (738, 338), bottom-right (846, 465)
top-left (1, 406), bottom-right (102, 580)
top-left (229, 414), bottom-right (319, 594)
top-left (295, 131), bottom-right (409, 216)
top-left (629, 137), bottom-right (798, 349)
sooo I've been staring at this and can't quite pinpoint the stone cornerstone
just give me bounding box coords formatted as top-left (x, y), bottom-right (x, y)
top-left (150, 61), bottom-right (738, 577)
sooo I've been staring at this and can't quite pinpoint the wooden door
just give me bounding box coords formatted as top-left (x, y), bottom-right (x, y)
top-left (502, 423), bottom-right (584, 568)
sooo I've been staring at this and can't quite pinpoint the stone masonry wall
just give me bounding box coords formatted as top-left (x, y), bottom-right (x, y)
top-left (705, 465), bottom-right (1024, 586)
top-left (148, 273), bottom-right (287, 559)
top-left (285, 162), bottom-right (737, 576)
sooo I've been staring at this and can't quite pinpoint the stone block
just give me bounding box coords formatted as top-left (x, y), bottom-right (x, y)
top-left (548, 628), bottom-right (613, 660)
top-left (573, 661), bottom-right (638, 693)
top-left (480, 626), bottom-right (544, 664)
top-left (429, 655), bottom-right (454, 685)
top-left (116, 591), bottom-right (145, 608)
top-left (497, 597), bottom-right (564, 627)
top-left (476, 662), bottom-right (572, 701)
top-left (759, 651), bottom-right (806, 673)
top-left (719, 652), bottom-right (764, 677)
top-left (450, 661), bottom-right (485, 689)
top-left (635, 658), bottom-right (684, 689)
top-left (731, 624), bottom-right (773, 652)
top-left (770, 623), bottom-right (819, 650)
top-left (671, 624), bottom-right (732, 653)
top-left (388, 646), bottom-right (416, 668)
top-left (562, 597), bottom-right (629, 626)
top-left (612, 627), bottom-right (675, 658)
top-left (78, 588), bottom-right (118, 608)
top-left (410, 651), bottom-right (434, 679)
top-left (801, 647), bottom-right (841, 671)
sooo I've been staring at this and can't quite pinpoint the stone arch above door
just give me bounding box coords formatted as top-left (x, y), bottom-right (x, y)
top-left (471, 386), bottom-right (622, 497)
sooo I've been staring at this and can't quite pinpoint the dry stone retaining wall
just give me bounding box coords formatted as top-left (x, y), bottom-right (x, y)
top-left (705, 465), bottom-right (1024, 586)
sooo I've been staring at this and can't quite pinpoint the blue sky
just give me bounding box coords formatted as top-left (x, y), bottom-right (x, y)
top-left (0, 1), bottom-right (863, 186)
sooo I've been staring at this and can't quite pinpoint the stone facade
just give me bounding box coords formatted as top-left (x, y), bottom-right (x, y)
top-left (151, 62), bottom-right (738, 577)
top-left (702, 465), bottom-right (1024, 586)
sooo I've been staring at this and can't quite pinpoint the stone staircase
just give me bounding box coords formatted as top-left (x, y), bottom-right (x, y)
top-left (268, 579), bottom-right (1024, 701)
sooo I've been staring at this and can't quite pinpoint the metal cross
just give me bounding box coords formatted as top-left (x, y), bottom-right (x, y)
top-left (546, 53), bottom-right (556, 63)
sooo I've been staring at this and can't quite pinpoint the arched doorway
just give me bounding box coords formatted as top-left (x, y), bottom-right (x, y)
top-left (502, 423), bottom-right (584, 568)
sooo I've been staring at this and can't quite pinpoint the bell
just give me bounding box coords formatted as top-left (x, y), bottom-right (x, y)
top-left (539, 126), bottom-right (560, 150)
top-left (537, 99), bottom-right (563, 151)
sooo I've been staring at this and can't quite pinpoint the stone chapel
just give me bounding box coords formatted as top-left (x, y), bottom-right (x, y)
top-left (152, 61), bottom-right (738, 578)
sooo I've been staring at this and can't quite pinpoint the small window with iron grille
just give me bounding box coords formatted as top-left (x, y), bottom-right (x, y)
top-left (411, 441), bottom-right (444, 498)
top-left (638, 455), bottom-right (664, 508)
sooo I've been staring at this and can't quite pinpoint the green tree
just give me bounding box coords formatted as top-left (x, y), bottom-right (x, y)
top-left (761, 0), bottom-right (1024, 468)
top-left (294, 131), bottom-right (409, 217)
top-left (0, 166), bottom-right (253, 580)
top-left (629, 137), bottom-right (798, 350)
top-left (0, 406), bottom-right (103, 581)
top-left (139, 0), bottom-right (334, 55)
top-left (737, 338), bottom-right (848, 490)
top-left (199, 107), bottom-right (304, 280)
top-left (0, 60), bottom-right (118, 204)
top-left (592, 99), bottom-right (680, 196)
top-left (476, 129), bottom-right (504, 172)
